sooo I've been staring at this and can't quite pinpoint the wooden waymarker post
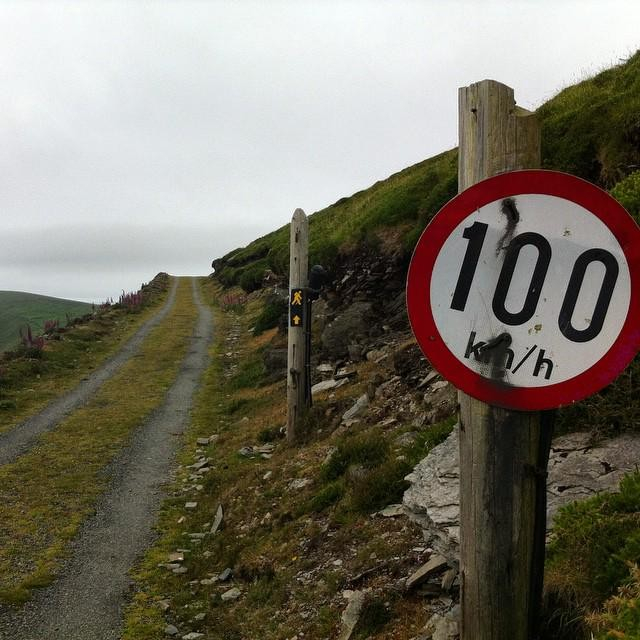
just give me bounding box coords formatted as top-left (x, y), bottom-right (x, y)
top-left (458, 80), bottom-right (550, 640)
top-left (287, 208), bottom-right (309, 445)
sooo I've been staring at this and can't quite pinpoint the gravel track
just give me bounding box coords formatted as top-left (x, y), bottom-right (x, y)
top-left (0, 278), bottom-right (213, 639)
top-left (0, 279), bottom-right (178, 466)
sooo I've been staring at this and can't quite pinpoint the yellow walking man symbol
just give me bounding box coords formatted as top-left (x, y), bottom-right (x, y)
top-left (292, 290), bottom-right (303, 305)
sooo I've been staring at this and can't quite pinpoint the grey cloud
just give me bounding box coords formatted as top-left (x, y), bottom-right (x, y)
top-left (1, 1), bottom-right (639, 301)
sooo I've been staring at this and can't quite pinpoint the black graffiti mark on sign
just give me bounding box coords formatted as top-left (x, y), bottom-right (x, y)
top-left (464, 331), bottom-right (554, 380)
top-left (451, 222), bottom-right (620, 343)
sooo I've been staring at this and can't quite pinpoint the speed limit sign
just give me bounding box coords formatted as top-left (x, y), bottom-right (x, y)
top-left (407, 170), bottom-right (640, 410)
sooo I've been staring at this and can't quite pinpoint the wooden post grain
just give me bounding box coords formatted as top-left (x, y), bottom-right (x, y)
top-left (287, 208), bottom-right (309, 445)
top-left (458, 80), bottom-right (550, 639)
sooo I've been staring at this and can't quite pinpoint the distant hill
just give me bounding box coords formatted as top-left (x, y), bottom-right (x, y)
top-left (0, 291), bottom-right (93, 353)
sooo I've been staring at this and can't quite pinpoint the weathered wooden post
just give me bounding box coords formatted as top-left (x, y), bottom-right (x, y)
top-left (287, 208), bottom-right (309, 445)
top-left (457, 80), bottom-right (549, 640)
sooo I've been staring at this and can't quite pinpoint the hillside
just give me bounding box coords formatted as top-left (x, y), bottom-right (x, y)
top-left (0, 291), bottom-right (94, 353)
top-left (213, 50), bottom-right (640, 289)
top-left (189, 52), bottom-right (640, 639)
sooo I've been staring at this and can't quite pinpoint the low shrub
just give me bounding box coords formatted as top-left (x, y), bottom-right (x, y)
top-left (238, 261), bottom-right (269, 293)
top-left (253, 295), bottom-right (287, 336)
top-left (18, 325), bottom-right (45, 358)
top-left (228, 355), bottom-right (266, 390)
top-left (546, 471), bottom-right (640, 608)
top-left (306, 480), bottom-right (345, 513)
top-left (348, 457), bottom-right (412, 514)
top-left (320, 434), bottom-right (389, 482)
top-left (257, 425), bottom-right (284, 443)
top-left (353, 596), bottom-right (393, 638)
top-left (589, 565), bottom-right (640, 639)
top-left (611, 169), bottom-right (640, 222)
top-left (405, 417), bottom-right (457, 465)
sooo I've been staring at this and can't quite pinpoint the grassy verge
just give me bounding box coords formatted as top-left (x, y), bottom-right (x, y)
top-left (0, 274), bottom-right (170, 434)
top-left (0, 277), bottom-right (198, 604)
top-left (0, 290), bottom-right (93, 353)
top-left (122, 282), bottom-right (454, 640)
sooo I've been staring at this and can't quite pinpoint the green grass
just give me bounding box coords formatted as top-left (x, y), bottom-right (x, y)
top-left (538, 51), bottom-right (640, 188)
top-left (0, 291), bottom-right (93, 353)
top-left (320, 433), bottom-right (390, 483)
top-left (252, 294), bottom-right (287, 336)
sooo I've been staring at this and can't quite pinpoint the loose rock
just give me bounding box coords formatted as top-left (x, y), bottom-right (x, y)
top-left (342, 394), bottom-right (369, 422)
top-left (218, 567), bottom-right (233, 581)
top-left (403, 428), bottom-right (640, 564)
top-left (288, 478), bottom-right (311, 490)
top-left (406, 555), bottom-right (448, 590)
top-left (210, 504), bottom-right (224, 534)
top-left (221, 587), bottom-right (242, 602)
top-left (377, 504), bottom-right (404, 518)
top-left (339, 590), bottom-right (366, 640)
top-left (312, 379), bottom-right (340, 395)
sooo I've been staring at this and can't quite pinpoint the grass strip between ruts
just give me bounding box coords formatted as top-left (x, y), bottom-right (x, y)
top-left (0, 277), bottom-right (199, 605)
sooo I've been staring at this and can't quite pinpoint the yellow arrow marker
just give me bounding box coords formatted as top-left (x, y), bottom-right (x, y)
top-left (292, 315), bottom-right (301, 326)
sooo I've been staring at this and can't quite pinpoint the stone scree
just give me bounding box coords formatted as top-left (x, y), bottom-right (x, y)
top-left (403, 426), bottom-right (640, 564)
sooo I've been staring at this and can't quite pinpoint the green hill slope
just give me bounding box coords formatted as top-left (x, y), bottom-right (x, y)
top-left (0, 291), bottom-right (93, 353)
top-left (213, 50), bottom-right (640, 288)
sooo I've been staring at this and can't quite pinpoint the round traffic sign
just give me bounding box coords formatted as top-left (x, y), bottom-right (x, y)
top-left (407, 170), bottom-right (640, 410)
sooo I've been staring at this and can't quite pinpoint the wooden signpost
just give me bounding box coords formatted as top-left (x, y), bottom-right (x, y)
top-left (287, 208), bottom-right (309, 445)
top-left (456, 81), bottom-right (546, 640)
top-left (407, 80), bottom-right (640, 638)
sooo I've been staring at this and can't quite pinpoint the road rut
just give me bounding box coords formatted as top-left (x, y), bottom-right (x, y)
top-left (0, 278), bottom-right (213, 639)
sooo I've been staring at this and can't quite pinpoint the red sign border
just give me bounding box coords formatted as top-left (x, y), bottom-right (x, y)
top-left (406, 169), bottom-right (640, 410)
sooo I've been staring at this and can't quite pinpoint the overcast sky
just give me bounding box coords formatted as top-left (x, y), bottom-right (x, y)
top-left (1, 0), bottom-right (639, 302)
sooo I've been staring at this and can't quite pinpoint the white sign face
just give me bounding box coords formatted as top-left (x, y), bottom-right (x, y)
top-left (406, 170), bottom-right (640, 410)
top-left (431, 194), bottom-right (631, 387)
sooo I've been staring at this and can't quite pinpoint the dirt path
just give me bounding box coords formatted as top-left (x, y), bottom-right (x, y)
top-left (0, 279), bottom-right (178, 466)
top-left (0, 278), bottom-right (213, 639)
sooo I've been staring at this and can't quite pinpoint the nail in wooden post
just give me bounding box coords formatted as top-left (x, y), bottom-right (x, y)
top-left (287, 208), bottom-right (309, 445)
top-left (458, 80), bottom-right (550, 640)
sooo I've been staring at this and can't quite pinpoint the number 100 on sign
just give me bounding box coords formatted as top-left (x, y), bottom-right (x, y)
top-left (406, 171), bottom-right (640, 410)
